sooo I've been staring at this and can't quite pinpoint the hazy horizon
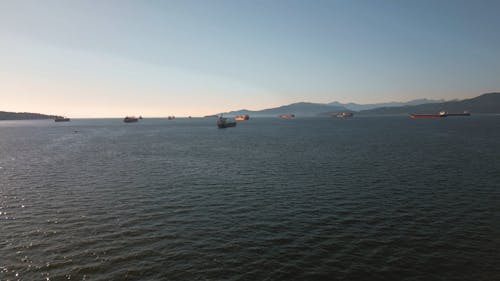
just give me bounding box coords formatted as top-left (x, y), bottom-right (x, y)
top-left (0, 95), bottom-right (477, 118)
top-left (1, 0), bottom-right (500, 117)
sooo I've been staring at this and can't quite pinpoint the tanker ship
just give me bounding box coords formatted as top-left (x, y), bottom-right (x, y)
top-left (410, 111), bottom-right (471, 118)
top-left (446, 111), bottom-right (471, 116)
top-left (410, 111), bottom-right (447, 118)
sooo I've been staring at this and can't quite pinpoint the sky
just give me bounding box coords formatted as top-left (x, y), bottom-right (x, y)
top-left (1, 0), bottom-right (500, 117)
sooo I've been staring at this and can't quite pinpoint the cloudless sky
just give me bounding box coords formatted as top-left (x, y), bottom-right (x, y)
top-left (1, 0), bottom-right (499, 117)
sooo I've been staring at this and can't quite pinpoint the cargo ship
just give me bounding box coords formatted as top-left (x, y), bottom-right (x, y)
top-left (54, 116), bottom-right (70, 122)
top-left (446, 111), bottom-right (471, 116)
top-left (410, 111), bottom-right (471, 118)
top-left (333, 112), bottom-right (353, 118)
top-left (217, 115), bottom-right (236, 128)
top-left (123, 116), bottom-right (139, 123)
top-left (410, 111), bottom-right (447, 118)
top-left (279, 114), bottom-right (295, 119)
top-left (234, 115), bottom-right (250, 121)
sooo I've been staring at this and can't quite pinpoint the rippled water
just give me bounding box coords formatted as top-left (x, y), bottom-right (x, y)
top-left (1, 116), bottom-right (499, 280)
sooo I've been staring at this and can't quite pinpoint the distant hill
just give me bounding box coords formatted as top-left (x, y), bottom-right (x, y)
top-left (220, 97), bottom-right (454, 117)
top-left (328, 98), bottom-right (446, 111)
top-left (359, 92), bottom-right (500, 115)
top-left (221, 102), bottom-right (348, 117)
top-left (0, 111), bottom-right (56, 120)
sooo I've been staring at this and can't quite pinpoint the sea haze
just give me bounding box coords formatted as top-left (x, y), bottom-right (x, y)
top-left (0, 117), bottom-right (499, 280)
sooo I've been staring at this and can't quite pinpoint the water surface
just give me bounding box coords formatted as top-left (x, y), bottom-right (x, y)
top-left (1, 116), bottom-right (499, 280)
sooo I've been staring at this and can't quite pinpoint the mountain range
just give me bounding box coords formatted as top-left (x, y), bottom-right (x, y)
top-left (328, 98), bottom-right (446, 111)
top-left (1, 93), bottom-right (499, 120)
top-left (221, 102), bottom-right (346, 117)
top-left (359, 92), bottom-right (500, 115)
top-left (221, 93), bottom-right (500, 117)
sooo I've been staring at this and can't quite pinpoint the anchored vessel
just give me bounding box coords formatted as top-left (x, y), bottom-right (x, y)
top-left (333, 112), bottom-right (353, 118)
top-left (446, 111), bottom-right (471, 116)
top-left (234, 115), bottom-right (250, 121)
top-left (217, 116), bottom-right (236, 128)
top-left (54, 116), bottom-right (70, 122)
top-left (279, 114), bottom-right (295, 119)
top-left (410, 111), bottom-right (471, 118)
top-left (410, 111), bottom-right (448, 118)
top-left (123, 116), bottom-right (139, 123)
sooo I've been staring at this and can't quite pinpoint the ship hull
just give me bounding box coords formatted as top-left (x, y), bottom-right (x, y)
top-left (410, 114), bottom-right (445, 118)
top-left (234, 115), bottom-right (249, 121)
top-left (217, 122), bottom-right (236, 128)
top-left (446, 113), bottom-right (471, 116)
top-left (217, 117), bottom-right (236, 128)
top-left (124, 117), bottom-right (139, 123)
top-left (333, 112), bottom-right (353, 118)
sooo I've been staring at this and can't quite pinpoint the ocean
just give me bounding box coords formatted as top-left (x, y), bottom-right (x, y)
top-left (1, 116), bottom-right (499, 280)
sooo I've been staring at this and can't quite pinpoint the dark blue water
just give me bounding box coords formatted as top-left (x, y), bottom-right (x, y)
top-left (1, 116), bottom-right (499, 280)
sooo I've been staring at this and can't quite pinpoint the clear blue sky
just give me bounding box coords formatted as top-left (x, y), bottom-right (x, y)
top-left (1, 0), bottom-right (499, 117)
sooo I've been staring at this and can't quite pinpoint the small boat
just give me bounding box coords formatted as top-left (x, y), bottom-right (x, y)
top-left (217, 115), bottom-right (236, 128)
top-left (333, 112), bottom-right (353, 118)
top-left (234, 115), bottom-right (250, 121)
top-left (124, 116), bottom-right (139, 123)
top-left (279, 114), bottom-right (295, 119)
top-left (54, 116), bottom-right (70, 122)
top-left (410, 111), bottom-right (447, 118)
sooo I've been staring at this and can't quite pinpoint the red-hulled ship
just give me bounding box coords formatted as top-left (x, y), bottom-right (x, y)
top-left (279, 114), bottom-right (295, 119)
top-left (234, 114), bottom-right (250, 121)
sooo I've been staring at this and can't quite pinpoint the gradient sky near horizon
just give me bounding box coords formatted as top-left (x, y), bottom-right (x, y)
top-left (1, 0), bottom-right (500, 117)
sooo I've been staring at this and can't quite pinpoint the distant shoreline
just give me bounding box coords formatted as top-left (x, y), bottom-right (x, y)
top-left (3, 92), bottom-right (499, 120)
top-left (0, 111), bottom-right (57, 121)
top-left (2, 114), bottom-right (500, 122)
